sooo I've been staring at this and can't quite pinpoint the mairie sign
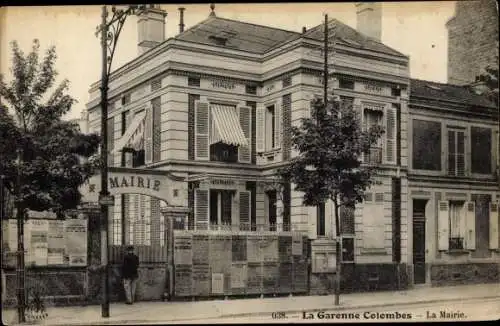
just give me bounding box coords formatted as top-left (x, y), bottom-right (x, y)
top-left (79, 167), bottom-right (187, 206)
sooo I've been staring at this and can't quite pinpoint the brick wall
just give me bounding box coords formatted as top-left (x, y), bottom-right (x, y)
top-left (447, 0), bottom-right (499, 85)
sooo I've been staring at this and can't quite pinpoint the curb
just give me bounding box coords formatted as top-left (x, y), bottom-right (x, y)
top-left (23, 295), bottom-right (500, 325)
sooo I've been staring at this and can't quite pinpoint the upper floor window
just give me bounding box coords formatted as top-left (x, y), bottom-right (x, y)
top-left (194, 100), bottom-right (251, 163)
top-left (447, 128), bottom-right (465, 176)
top-left (188, 77), bottom-right (201, 87)
top-left (412, 119), bottom-right (441, 171)
top-left (339, 78), bottom-right (355, 90)
top-left (256, 102), bottom-right (282, 153)
top-left (363, 108), bottom-right (383, 164)
top-left (245, 84), bottom-right (257, 95)
top-left (471, 127), bottom-right (492, 174)
top-left (121, 93), bottom-right (131, 106)
top-left (282, 76), bottom-right (292, 88)
top-left (391, 87), bottom-right (401, 97)
top-left (151, 78), bottom-right (162, 91)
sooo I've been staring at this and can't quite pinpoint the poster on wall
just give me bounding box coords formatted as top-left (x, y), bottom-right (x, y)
top-left (48, 220), bottom-right (65, 265)
top-left (27, 219), bottom-right (49, 266)
top-left (64, 219), bottom-right (88, 266)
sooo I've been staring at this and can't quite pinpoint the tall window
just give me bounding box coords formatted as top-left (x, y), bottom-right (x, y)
top-left (471, 127), bottom-right (491, 174)
top-left (448, 129), bottom-right (465, 176)
top-left (363, 109), bottom-right (383, 164)
top-left (266, 190), bottom-right (277, 231)
top-left (449, 201), bottom-right (466, 250)
top-left (412, 119), bottom-right (441, 170)
top-left (121, 110), bottom-right (130, 136)
top-left (266, 105), bottom-right (276, 150)
top-left (209, 190), bottom-right (233, 229)
top-left (152, 97), bottom-right (161, 162)
top-left (317, 203), bottom-right (326, 237)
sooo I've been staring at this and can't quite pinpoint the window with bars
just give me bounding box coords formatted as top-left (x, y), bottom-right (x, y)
top-left (447, 129), bottom-right (465, 176)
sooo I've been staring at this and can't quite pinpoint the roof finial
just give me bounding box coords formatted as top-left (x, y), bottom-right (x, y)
top-left (210, 3), bottom-right (216, 17)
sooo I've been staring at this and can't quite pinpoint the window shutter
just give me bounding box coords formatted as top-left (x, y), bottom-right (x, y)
top-left (274, 99), bottom-right (282, 150)
top-left (238, 106), bottom-right (251, 163)
top-left (144, 103), bottom-right (153, 164)
top-left (489, 201), bottom-right (499, 250)
top-left (256, 104), bottom-right (265, 153)
top-left (385, 105), bottom-right (396, 164)
top-left (438, 201), bottom-right (450, 251)
top-left (457, 131), bottom-right (465, 176)
top-left (448, 131), bottom-right (456, 176)
top-left (239, 190), bottom-right (251, 227)
top-left (194, 100), bottom-right (209, 160)
top-left (464, 201), bottom-right (476, 250)
top-left (194, 189), bottom-right (209, 230)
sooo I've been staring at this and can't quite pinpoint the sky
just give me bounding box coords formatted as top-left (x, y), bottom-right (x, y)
top-left (0, 2), bottom-right (456, 120)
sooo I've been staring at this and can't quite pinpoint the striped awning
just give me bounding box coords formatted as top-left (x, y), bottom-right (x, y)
top-left (112, 110), bottom-right (146, 153)
top-left (210, 104), bottom-right (248, 147)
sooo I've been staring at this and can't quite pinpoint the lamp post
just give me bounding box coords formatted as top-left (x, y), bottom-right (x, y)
top-left (95, 4), bottom-right (146, 317)
top-left (15, 148), bottom-right (25, 323)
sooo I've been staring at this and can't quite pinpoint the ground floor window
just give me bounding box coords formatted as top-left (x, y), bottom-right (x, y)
top-left (266, 190), bottom-right (277, 231)
top-left (449, 201), bottom-right (465, 250)
top-left (209, 189), bottom-right (233, 229)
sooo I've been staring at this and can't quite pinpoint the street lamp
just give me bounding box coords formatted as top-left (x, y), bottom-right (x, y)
top-left (95, 4), bottom-right (146, 318)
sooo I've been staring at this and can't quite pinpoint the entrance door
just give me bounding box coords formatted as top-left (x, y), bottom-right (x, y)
top-left (412, 199), bottom-right (427, 284)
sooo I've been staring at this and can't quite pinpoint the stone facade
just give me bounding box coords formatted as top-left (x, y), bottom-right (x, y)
top-left (447, 0), bottom-right (499, 85)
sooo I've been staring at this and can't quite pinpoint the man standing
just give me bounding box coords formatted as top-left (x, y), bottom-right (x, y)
top-left (122, 245), bottom-right (139, 304)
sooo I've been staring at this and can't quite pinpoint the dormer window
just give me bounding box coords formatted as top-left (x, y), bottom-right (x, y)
top-left (209, 35), bottom-right (228, 46)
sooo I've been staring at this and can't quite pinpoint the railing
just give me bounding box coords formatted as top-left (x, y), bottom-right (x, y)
top-left (178, 221), bottom-right (294, 232)
top-left (109, 244), bottom-right (167, 264)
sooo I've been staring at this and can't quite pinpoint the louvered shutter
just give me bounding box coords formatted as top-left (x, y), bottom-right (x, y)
top-left (447, 131), bottom-right (455, 175)
top-left (385, 105), bottom-right (396, 164)
top-left (438, 200), bottom-right (450, 251)
top-left (489, 201), bottom-right (499, 249)
top-left (256, 104), bottom-right (265, 153)
top-left (238, 106), bottom-right (251, 163)
top-left (464, 201), bottom-right (476, 250)
top-left (456, 131), bottom-right (465, 176)
top-left (144, 103), bottom-right (153, 164)
top-left (194, 189), bottom-right (209, 230)
top-left (195, 100), bottom-right (209, 160)
top-left (239, 191), bottom-right (251, 228)
top-left (274, 99), bottom-right (282, 150)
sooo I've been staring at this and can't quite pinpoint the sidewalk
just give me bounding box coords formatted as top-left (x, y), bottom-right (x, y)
top-left (3, 283), bottom-right (500, 325)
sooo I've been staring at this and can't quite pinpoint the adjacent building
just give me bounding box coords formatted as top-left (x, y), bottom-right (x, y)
top-left (408, 79), bottom-right (499, 287)
top-left (446, 0), bottom-right (499, 85)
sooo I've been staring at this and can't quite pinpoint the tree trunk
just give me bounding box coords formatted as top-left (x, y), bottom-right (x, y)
top-left (333, 198), bottom-right (341, 305)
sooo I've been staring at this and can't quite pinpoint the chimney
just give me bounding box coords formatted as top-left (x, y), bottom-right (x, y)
top-left (137, 5), bottom-right (167, 55)
top-left (178, 8), bottom-right (185, 33)
top-left (302, 26), bottom-right (307, 34)
top-left (355, 2), bottom-right (382, 41)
